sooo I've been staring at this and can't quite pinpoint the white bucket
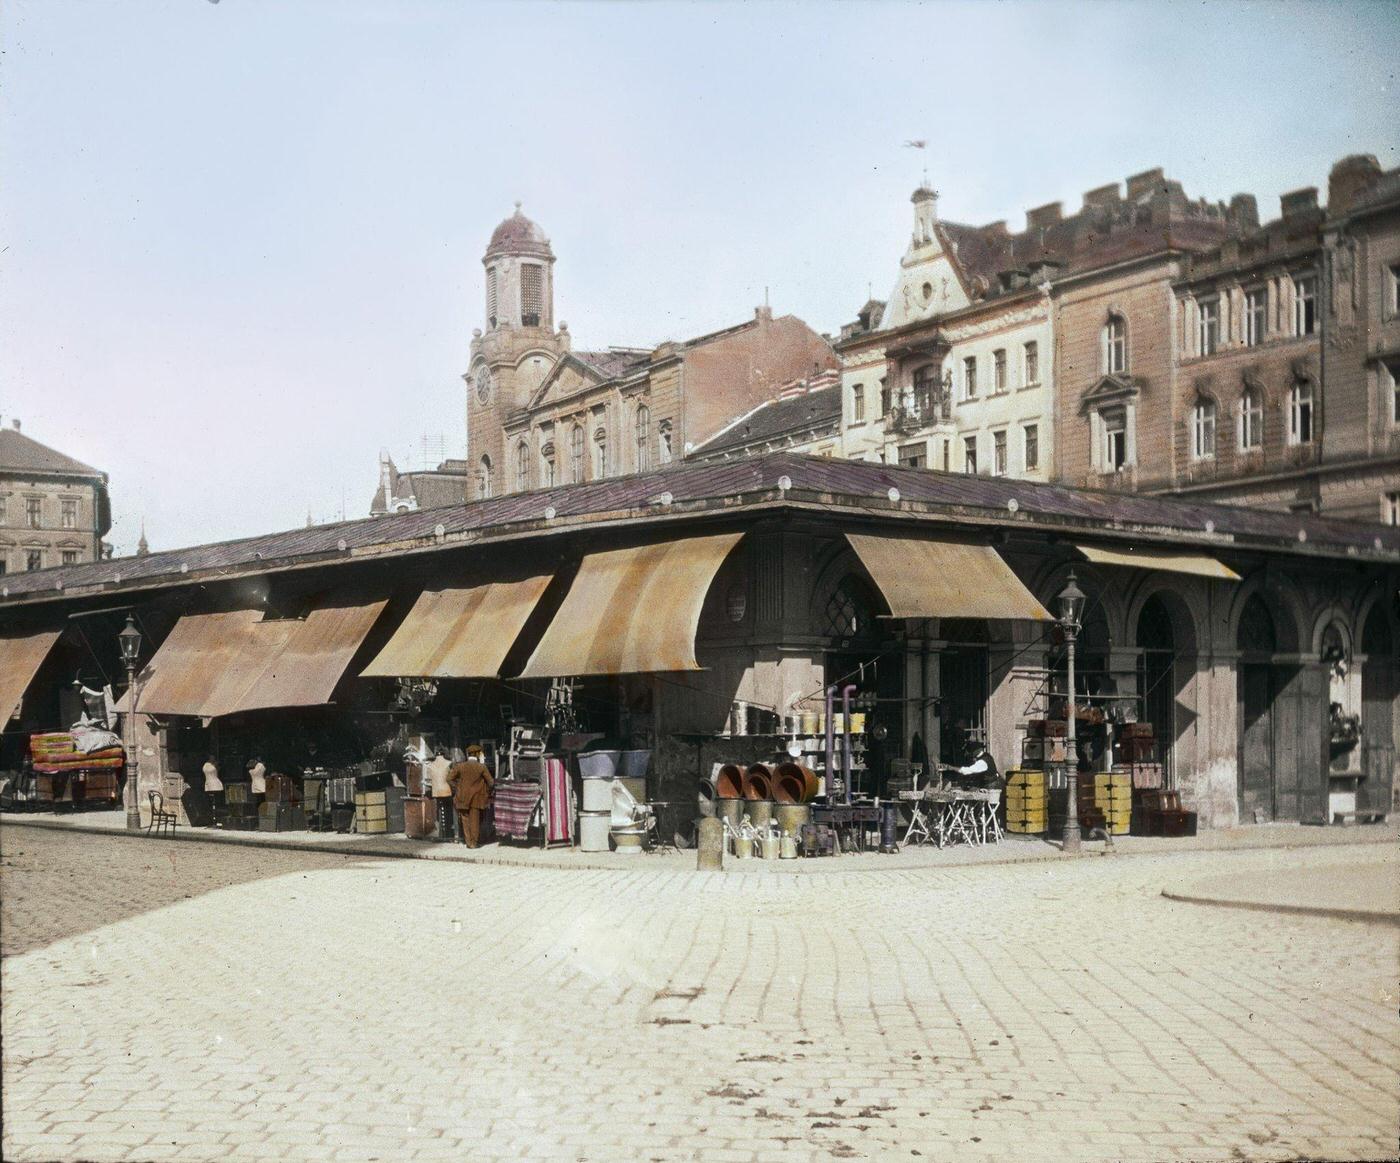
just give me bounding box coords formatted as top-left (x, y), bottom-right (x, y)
top-left (611, 829), bottom-right (645, 855)
top-left (579, 810), bottom-right (611, 852)
top-left (760, 836), bottom-right (780, 861)
top-left (581, 778), bottom-right (614, 812)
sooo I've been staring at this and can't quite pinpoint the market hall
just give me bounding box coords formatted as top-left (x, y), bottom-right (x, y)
top-left (1, 452), bottom-right (1396, 856)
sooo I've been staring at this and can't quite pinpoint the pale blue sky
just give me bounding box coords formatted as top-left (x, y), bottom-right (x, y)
top-left (2, 0), bottom-right (1396, 555)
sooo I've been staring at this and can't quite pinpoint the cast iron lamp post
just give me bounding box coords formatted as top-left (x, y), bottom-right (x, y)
top-left (1058, 572), bottom-right (1085, 854)
top-left (118, 616), bottom-right (142, 831)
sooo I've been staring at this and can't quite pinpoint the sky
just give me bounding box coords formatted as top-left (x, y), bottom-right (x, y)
top-left (2, 0), bottom-right (1397, 557)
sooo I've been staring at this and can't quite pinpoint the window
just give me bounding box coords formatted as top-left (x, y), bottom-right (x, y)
top-left (1023, 341), bottom-right (1039, 386)
top-left (0, 496), bottom-right (6, 523)
top-left (1288, 379), bottom-right (1314, 445)
top-left (878, 378), bottom-right (890, 417)
top-left (657, 420), bottom-right (673, 464)
top-left (1245, 288), bottom-right (1267, 346)
top-left (1191, 398), bottom-right (1217, 460)
top-left (1390, 263), bottom-right (1400, 315)
top-left (851, 384), bottom-right (865, 424)
top-left (993, 349), bottom-right (1007, 393)
top-left (570, 425), bottom-right (585, 481)
top-left (1197, 298), bottom-right (1220, 356)
top-left (941, 440), bottom-right (950, 472)
top-left (61, 550), bottom-right (78, 565)
top-left (477, 455), bottom-right (492, 499)
top-left (25, 497), bottom-right (40, 528)
top-left (992, 429), bottom-right (1007, 475)
top-left (1104, 315), bottom-right (1127, 374)
top-left (0, 559), bottom-right (6, 576)
top-left (1102, 408), bottom-right (1127, 472)
top-left (520, 264), bottom-right (543, 327)
top-left (1293, 273), bottom-right (1316, 336)
top-left (898, 443), bottom-right (926, 469)
top-left (1385, 491), bottom-right (1400, 527)
top-left (635, 405), bottom-right (650, 470)
top-left (541, 444), bottom-right (557, 487)
top-left (26, 549), bottom-right (42, 572)
top-left (515, 442), bottom-right (530, 492)
top-left (1023, 423), bottom-right (1039, 471)
top-left (61, 499), bottom-right (77, 529)
top-left (1239, 389), bottom-right (1263, 450)
top-left (592, 429), bottom-right (608, 478)
top-left (962, 356), bottom-right (977, 400)
top-left (486, 268), bottom-right (498, 328)
top-left (963, 434), bottom-right (978, 474)
top-left (1386, 358), bottom-right (1400, 425)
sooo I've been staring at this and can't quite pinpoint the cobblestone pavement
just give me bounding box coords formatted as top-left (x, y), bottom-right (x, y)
top-left (2, 826), bottom-right (1396, 1163)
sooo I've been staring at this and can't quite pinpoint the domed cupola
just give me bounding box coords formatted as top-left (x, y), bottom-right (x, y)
top-left (482, 202), bottom-right (556, 330)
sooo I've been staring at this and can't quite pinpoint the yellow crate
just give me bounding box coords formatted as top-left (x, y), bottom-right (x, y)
top-left (1094, 773), bottom-right (1130, 791)
top-left (1007, 812), bottom-right (1048, 827)
top-left (1007, 818), bottom-right (1047, 834)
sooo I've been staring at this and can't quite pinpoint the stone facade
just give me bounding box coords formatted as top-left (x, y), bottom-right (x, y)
top-left (462, 206), bottom-right (837, 499)
top-left (0, 420), bottom-right (110, 574)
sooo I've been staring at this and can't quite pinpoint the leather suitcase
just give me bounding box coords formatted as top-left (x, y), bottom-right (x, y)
top-left (332, 807), bottom-right (355, 832)
top-left (405, 797), bottom-right (436, 839)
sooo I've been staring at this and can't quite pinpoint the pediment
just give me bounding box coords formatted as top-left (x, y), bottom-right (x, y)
top-left (527, 355), bottom-right (607, 410)
top-left (1079, 374), bottom-right (1144, 413)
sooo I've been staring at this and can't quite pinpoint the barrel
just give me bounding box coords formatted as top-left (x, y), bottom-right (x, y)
top-left (578, 810), bottom-right (611, 853)
top-left (743, 764), bottom-right (773, 801)
top-left (716, 798), bottom-right (744, 829)
top-left (775, 802), bottom-right (812, 838)
top-left (697, 778), bottom-right (717, 818)
top-left (744, 799), bottom-right (775, 831)
top-left (715, 764), bottom-right (744, 800)
top-left (773, 761), bottom-right (818, 804)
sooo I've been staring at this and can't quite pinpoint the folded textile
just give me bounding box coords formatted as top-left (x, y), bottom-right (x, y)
top-left (492, 782), bottom-right (541, 840)
top-left (544, 757), bottom-right (571, 843)
top-left (71, 726), bottom-right (122, 754)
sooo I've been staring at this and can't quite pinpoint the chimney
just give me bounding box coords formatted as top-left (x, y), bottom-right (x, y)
top-left (1228, 193), bottom-right (1259, 230)
top-left (1328, 154), bottom-right (1382, 216)
top-left (1280, 187), bottom-right (1319, 220)
top-left (1026, 201), bottom-right (1062, 230)
top-left (11, 418), bottom-right (20, 432)
top-left (755, 305), bottom-right (773, 323)
top-left (1125, 168), bottom-right (1165, 201)
top-left (1082, 182), bottom-right (1122, 210)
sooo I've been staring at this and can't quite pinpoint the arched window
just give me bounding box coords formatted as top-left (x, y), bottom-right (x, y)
top-left (1288, 379), bottom-right (1314, 445)
top-left (1237, 593), bottom-right (1277, 654)
top-left (569, 425), bottom-right (584, 482)
top-left (851, 384), bottom-right (865, 424)
top-left (540, 442), bottom-right (556, 487)
top-left (515, 441), bottom-right (530, 492)
top-left (1238, 389), bottom-right (1263, 450)
top-left (1104, 314), bottom-right (1127, 375)
top-left (1191, 397), bottom-right (1217, 460)
top-left (592, 428), bottom-right (608, 479)
top-left (635, 404), bottom-right (650, 471)
top-left (477, 455), bottom-right (493, 499)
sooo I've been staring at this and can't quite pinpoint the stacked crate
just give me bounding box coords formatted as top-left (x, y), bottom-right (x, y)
top-left (1004, 769), bottom-right (1048, 834)
top-left (1090, 771), bottom-right (1132, 834)
top-left (224, 782), bottom-right (258, 829)
top-left (258, 773), bottom-right (305, 832)
top-left (353, 786), bottom-right (406, 834)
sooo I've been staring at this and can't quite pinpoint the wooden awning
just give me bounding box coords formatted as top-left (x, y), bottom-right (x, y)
top-left (1077, 544), bottom-right (1239, 581)
top-left (134, 599), bottom-right (386, 718)
top-left (846, 533), bottom-right (1054, 621)
top-left (518, 533), bottom-right (743, 677)
top-left (360, 576), bottom-right (553, 679)
top-left (0, 629), bottom-right (63, 726)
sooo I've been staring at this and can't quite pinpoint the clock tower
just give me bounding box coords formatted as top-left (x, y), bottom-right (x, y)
top-left (465, 204), bottom-right (568, 498)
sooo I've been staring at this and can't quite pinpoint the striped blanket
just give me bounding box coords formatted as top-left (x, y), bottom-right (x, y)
top-left (544, 757), bottom-right (571, 844)
top-left (491, 782), bottom-right (541, 841)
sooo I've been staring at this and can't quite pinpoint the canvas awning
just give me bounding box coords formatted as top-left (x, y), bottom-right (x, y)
top-left (518, 533), bottom-right (744, 677)
top-left (360, 575), bottom-right (553, 679)
top-left (0, 629), bottom-right (63, 726)
top-left (133, 599), bottom-right (386, 719)
top-left (846, 533), bottom-right (1054, 621)
top-left (1076, 544), bottom-right (1239, 581)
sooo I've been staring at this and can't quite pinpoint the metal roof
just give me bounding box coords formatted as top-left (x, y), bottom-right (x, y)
top-left (1, 453), bottom-right (1396, 609)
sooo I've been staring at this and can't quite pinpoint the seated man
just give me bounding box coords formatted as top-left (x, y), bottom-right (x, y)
top-left (950, 739), bottom-right (1003, 790)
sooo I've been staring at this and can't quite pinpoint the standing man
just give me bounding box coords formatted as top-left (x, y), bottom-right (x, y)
top-left (447, 744), bottom-right (493, 849)
top-left (426, 746), bottom-right (455, 842)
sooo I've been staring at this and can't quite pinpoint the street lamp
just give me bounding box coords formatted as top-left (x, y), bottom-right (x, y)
top-left (118, 616), bottom-right (142, 831)
top-left (1058, 572), bottom-right (1085, 855)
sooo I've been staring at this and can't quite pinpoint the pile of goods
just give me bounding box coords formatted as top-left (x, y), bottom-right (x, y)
top-left (27, 732), bottom-right (123, 807)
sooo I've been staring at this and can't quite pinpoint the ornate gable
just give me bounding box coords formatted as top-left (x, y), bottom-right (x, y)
top-left (1078, 373), bottom-right (1146, 413)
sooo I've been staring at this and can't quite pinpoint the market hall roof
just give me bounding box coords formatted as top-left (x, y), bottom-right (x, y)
top-left (1, 453), bottom-right (1396, 610)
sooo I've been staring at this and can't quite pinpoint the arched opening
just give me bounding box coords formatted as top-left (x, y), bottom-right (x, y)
top-left (939, 618), bottom-right (989, 763)
top-left (1136, 595), bottom-right (1176, 778)
top-left (1360, 603), bottom-right (1397, 816)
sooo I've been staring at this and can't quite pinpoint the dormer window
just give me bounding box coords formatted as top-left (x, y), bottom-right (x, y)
top-left (1104, 314), bottom-right (1127, 374)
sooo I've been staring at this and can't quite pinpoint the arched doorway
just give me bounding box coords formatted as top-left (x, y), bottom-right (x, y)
top-left (1360, 603), bottom-right (1396, 818)
top-left (1136, 595), bottom-right (1176, 779)
top-left (1237, 593), bottom-right (1278, 820)
top-left (939, 618), bottom-right (988, 763)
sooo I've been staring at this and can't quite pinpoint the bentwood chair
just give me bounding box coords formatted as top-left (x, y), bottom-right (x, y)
top-left (147, 790), bottom-right (178, 838)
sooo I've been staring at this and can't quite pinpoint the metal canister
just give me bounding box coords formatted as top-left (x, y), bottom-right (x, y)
top-left (775, 802), bottom-right (812, 837)
top-left (717, 798), bottom-right (744, 829)
top-left (744, 800), bottom-right (775, 831)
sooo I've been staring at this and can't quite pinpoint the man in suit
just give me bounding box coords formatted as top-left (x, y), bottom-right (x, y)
top-left (447, 745), bottom-right (493, 848)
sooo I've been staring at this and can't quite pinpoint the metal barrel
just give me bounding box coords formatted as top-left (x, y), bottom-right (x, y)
top-left (775, 802), bottom-right (812, 837)
top-left (744, 799), bottom-right (775, 831)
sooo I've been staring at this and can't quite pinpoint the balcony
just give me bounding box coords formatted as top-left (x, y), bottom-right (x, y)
top-left (886, 387), bottom-right (951, 435)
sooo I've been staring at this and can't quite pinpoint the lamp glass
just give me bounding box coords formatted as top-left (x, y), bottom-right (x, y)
top-left (1058, 572), bottom-right (1086, 631)
top-left (118, 615), bottom-right (142, 664)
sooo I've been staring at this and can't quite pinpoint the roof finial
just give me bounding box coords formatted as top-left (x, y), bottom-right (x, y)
top-left (514, 200), bottom-right (523, 214)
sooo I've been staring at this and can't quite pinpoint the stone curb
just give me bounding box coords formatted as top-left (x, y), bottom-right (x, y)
top-left (1159, 889), bottom-right (1400, 926)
